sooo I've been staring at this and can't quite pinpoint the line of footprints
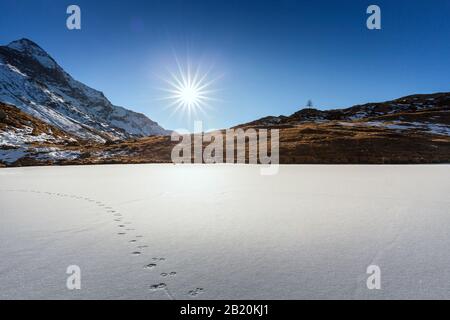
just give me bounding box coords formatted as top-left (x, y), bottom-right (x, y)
top-left (3, 189), bottom-right (204, 298)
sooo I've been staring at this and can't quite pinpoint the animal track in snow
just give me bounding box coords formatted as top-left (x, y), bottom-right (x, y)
top-left (149, 283), bottom-right (167, 290)
top-left (161, 272), bottom-right (177, 277)
top-left (188, 288), bottom-right (204, 296)
top-left (1, 189), bottom-right (190, 300)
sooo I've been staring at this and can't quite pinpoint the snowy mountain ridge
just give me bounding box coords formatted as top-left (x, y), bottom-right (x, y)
top-left (0, 38), bottom-right (169, 142)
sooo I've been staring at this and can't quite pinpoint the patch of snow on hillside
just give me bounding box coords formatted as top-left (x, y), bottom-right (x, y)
top-left (339, 121), bottom-right (450, 136)
top-left (4, 64), bottom-right (28, 77)
top-left (348, 111), bottom-right (368, 121)
top-left (92, 150), bottom-right (131, 159)
top-left (416, 123), bottom-right (450, 136)
top-left (32, 147), bottom-right (81, 161)
top-left (42, 88), bottom-right (65, 104)
top-left (0, 147), bottom-right (27, 164)
top-left (0, 126), bottom-right (58, 147)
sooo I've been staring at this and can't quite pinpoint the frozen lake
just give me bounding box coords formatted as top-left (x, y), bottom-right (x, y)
top-left (0, 164), bottom-right (449, 299)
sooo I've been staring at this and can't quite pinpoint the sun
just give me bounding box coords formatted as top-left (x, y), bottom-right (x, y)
top-left (179, 84), bottom-right (200, 107)
top-left (158, 58), bottom-right (219, 119)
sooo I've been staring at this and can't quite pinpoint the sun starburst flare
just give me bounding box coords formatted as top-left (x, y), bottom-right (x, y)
top-left (157, 58), bottom-right (221, 120)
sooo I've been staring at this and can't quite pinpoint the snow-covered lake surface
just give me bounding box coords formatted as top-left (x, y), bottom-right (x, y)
top-left (0, 164), bottom-right (449, 300)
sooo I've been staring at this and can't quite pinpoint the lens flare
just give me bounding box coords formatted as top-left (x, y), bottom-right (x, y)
top-left (158, 57), bottom-right (220, 120)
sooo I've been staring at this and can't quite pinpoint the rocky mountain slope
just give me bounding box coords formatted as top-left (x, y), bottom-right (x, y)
top-left (0, 102), bottom-right (81, 165)
top-left (0, 101), bottom-right (162, 167)
top-left (0, 38), bottom-right (168, 142)
top-left (239, 92), bottom-right (450, 135)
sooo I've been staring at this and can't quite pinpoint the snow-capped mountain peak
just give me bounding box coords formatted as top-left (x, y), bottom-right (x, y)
top-left (7, 38), bottom-right (57, 70)
top-left (0, 38), bottom-right (169, 142)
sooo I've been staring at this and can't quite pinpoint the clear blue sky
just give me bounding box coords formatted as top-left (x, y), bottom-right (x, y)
top-left (1, 0), bottom-right (449, 131)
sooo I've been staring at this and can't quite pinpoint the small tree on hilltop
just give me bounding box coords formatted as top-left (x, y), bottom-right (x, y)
top-left (306, 100), bottom-right (314, 108)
